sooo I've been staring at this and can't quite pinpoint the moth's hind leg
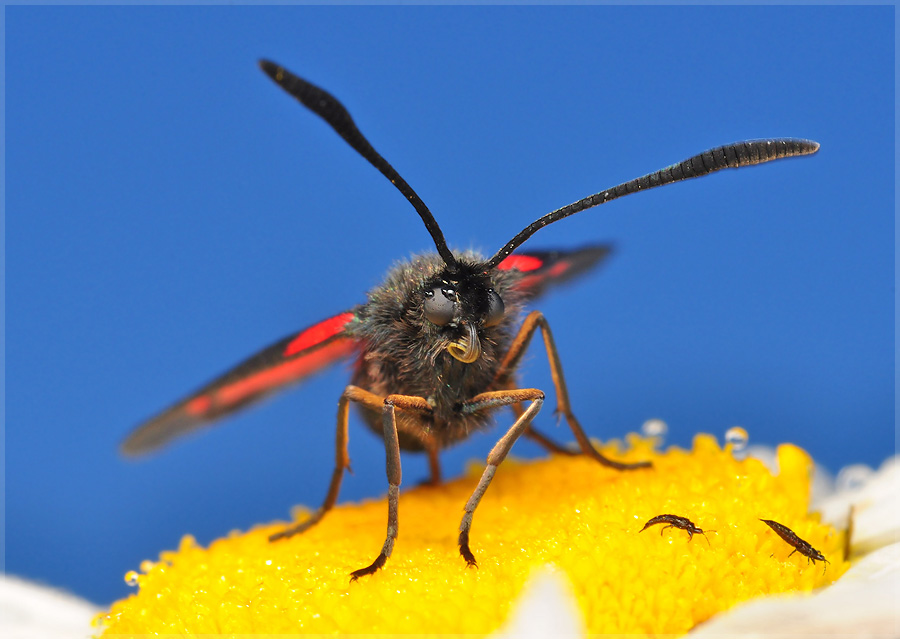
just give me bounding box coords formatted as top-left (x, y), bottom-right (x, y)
top-left (269, 384), bottom-right (381, 542)
top-left (425, 442), bottom-right (442, 485)
top-left (494, 310), bottom-right (651, 471)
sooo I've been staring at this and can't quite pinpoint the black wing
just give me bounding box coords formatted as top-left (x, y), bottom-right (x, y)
top-left (122, 310), bottom-right (359, 455)
top-left (497, 246), bottom-right (613, 299)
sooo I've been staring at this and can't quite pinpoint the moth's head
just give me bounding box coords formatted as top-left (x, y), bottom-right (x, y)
top-left (421, 259), bottom-right (507, 364)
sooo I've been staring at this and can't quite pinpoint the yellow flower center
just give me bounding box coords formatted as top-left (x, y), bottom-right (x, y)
top-left (97, 434), bottom-right (847, 635)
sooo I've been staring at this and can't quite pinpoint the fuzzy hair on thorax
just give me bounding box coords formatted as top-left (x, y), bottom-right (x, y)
top-left (347, 251), bottom-right (528, 451)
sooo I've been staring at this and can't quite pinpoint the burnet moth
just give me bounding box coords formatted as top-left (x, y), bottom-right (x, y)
top-left (122, 60), bottom-right (819, 580)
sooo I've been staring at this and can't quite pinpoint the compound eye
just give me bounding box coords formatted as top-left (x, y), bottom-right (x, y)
top-left (424, 286), bottom-right (456, 326)
top-left (483, 289), bottom-right (505, 327)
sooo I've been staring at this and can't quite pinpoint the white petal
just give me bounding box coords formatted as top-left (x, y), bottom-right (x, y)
top-left (496, 567), bottom-right (585, 639)
top-left (0, 575), bottom-right (98, 639)
top-left (690, 541), bottom-right (900, 638)
top-left (814, 455), bottom-right (900, 555)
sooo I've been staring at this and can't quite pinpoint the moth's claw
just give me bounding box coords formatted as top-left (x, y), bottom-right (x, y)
top-left (349, 552), bottom-right (387, 582)
top-left (459, 543), bottom-right (478, 568)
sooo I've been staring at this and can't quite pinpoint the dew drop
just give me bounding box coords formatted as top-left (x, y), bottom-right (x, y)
top-left (124, 570), bottom-right (139, 587)
top-left (641, 418), bottom-right (668, 439)
top-left (836, 464), bottom-right (874, 491)
top-left (725, 426), bottom-right (749, 452)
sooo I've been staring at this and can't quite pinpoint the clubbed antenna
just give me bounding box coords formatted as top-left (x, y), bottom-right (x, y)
top-left (486, 139), bottom-right (820, 269)
top-left (259, 60), bottom-right (458, 270)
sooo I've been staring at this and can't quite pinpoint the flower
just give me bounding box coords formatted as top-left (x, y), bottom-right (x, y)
top-left (96, 433), bottom-right (858, 636)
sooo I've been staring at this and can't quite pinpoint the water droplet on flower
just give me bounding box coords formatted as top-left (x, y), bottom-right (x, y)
top-left (725, 426), bottom-right (749, 452)
top-left (836, 464), bottom-right (874, 491)
top-left (641, 418), bottom-right (667, 439)
top-left (124, 570), bottom-right (139, 587)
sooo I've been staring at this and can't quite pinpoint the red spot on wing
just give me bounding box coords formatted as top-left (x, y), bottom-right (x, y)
top-left (207, 338), bottom-right (357, 412)
top-left (497, 254), bottom-right (544, 272)
top-left (515, 274), bottom-right (541, 290)
top-left (511, 260), bottom-right (568, 292)
top-left (186, 396), bottom-right (211, 416)
top-left (548, 261), bottom-right (569, 277)
top-left (284, 312), bottom-right (355, 357)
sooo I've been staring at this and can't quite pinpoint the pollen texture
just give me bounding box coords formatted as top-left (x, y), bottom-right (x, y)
top-left (98, 435), bottom-right (847, 636)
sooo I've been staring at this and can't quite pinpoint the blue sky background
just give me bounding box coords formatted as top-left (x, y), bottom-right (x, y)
top-left (5, 6), bottom-right (894, 604)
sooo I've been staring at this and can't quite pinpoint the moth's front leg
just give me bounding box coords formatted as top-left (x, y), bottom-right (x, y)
top-left (456, 388), bottom-right (544, 567)
top-left (350, 393), bottom-right (433, 581)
